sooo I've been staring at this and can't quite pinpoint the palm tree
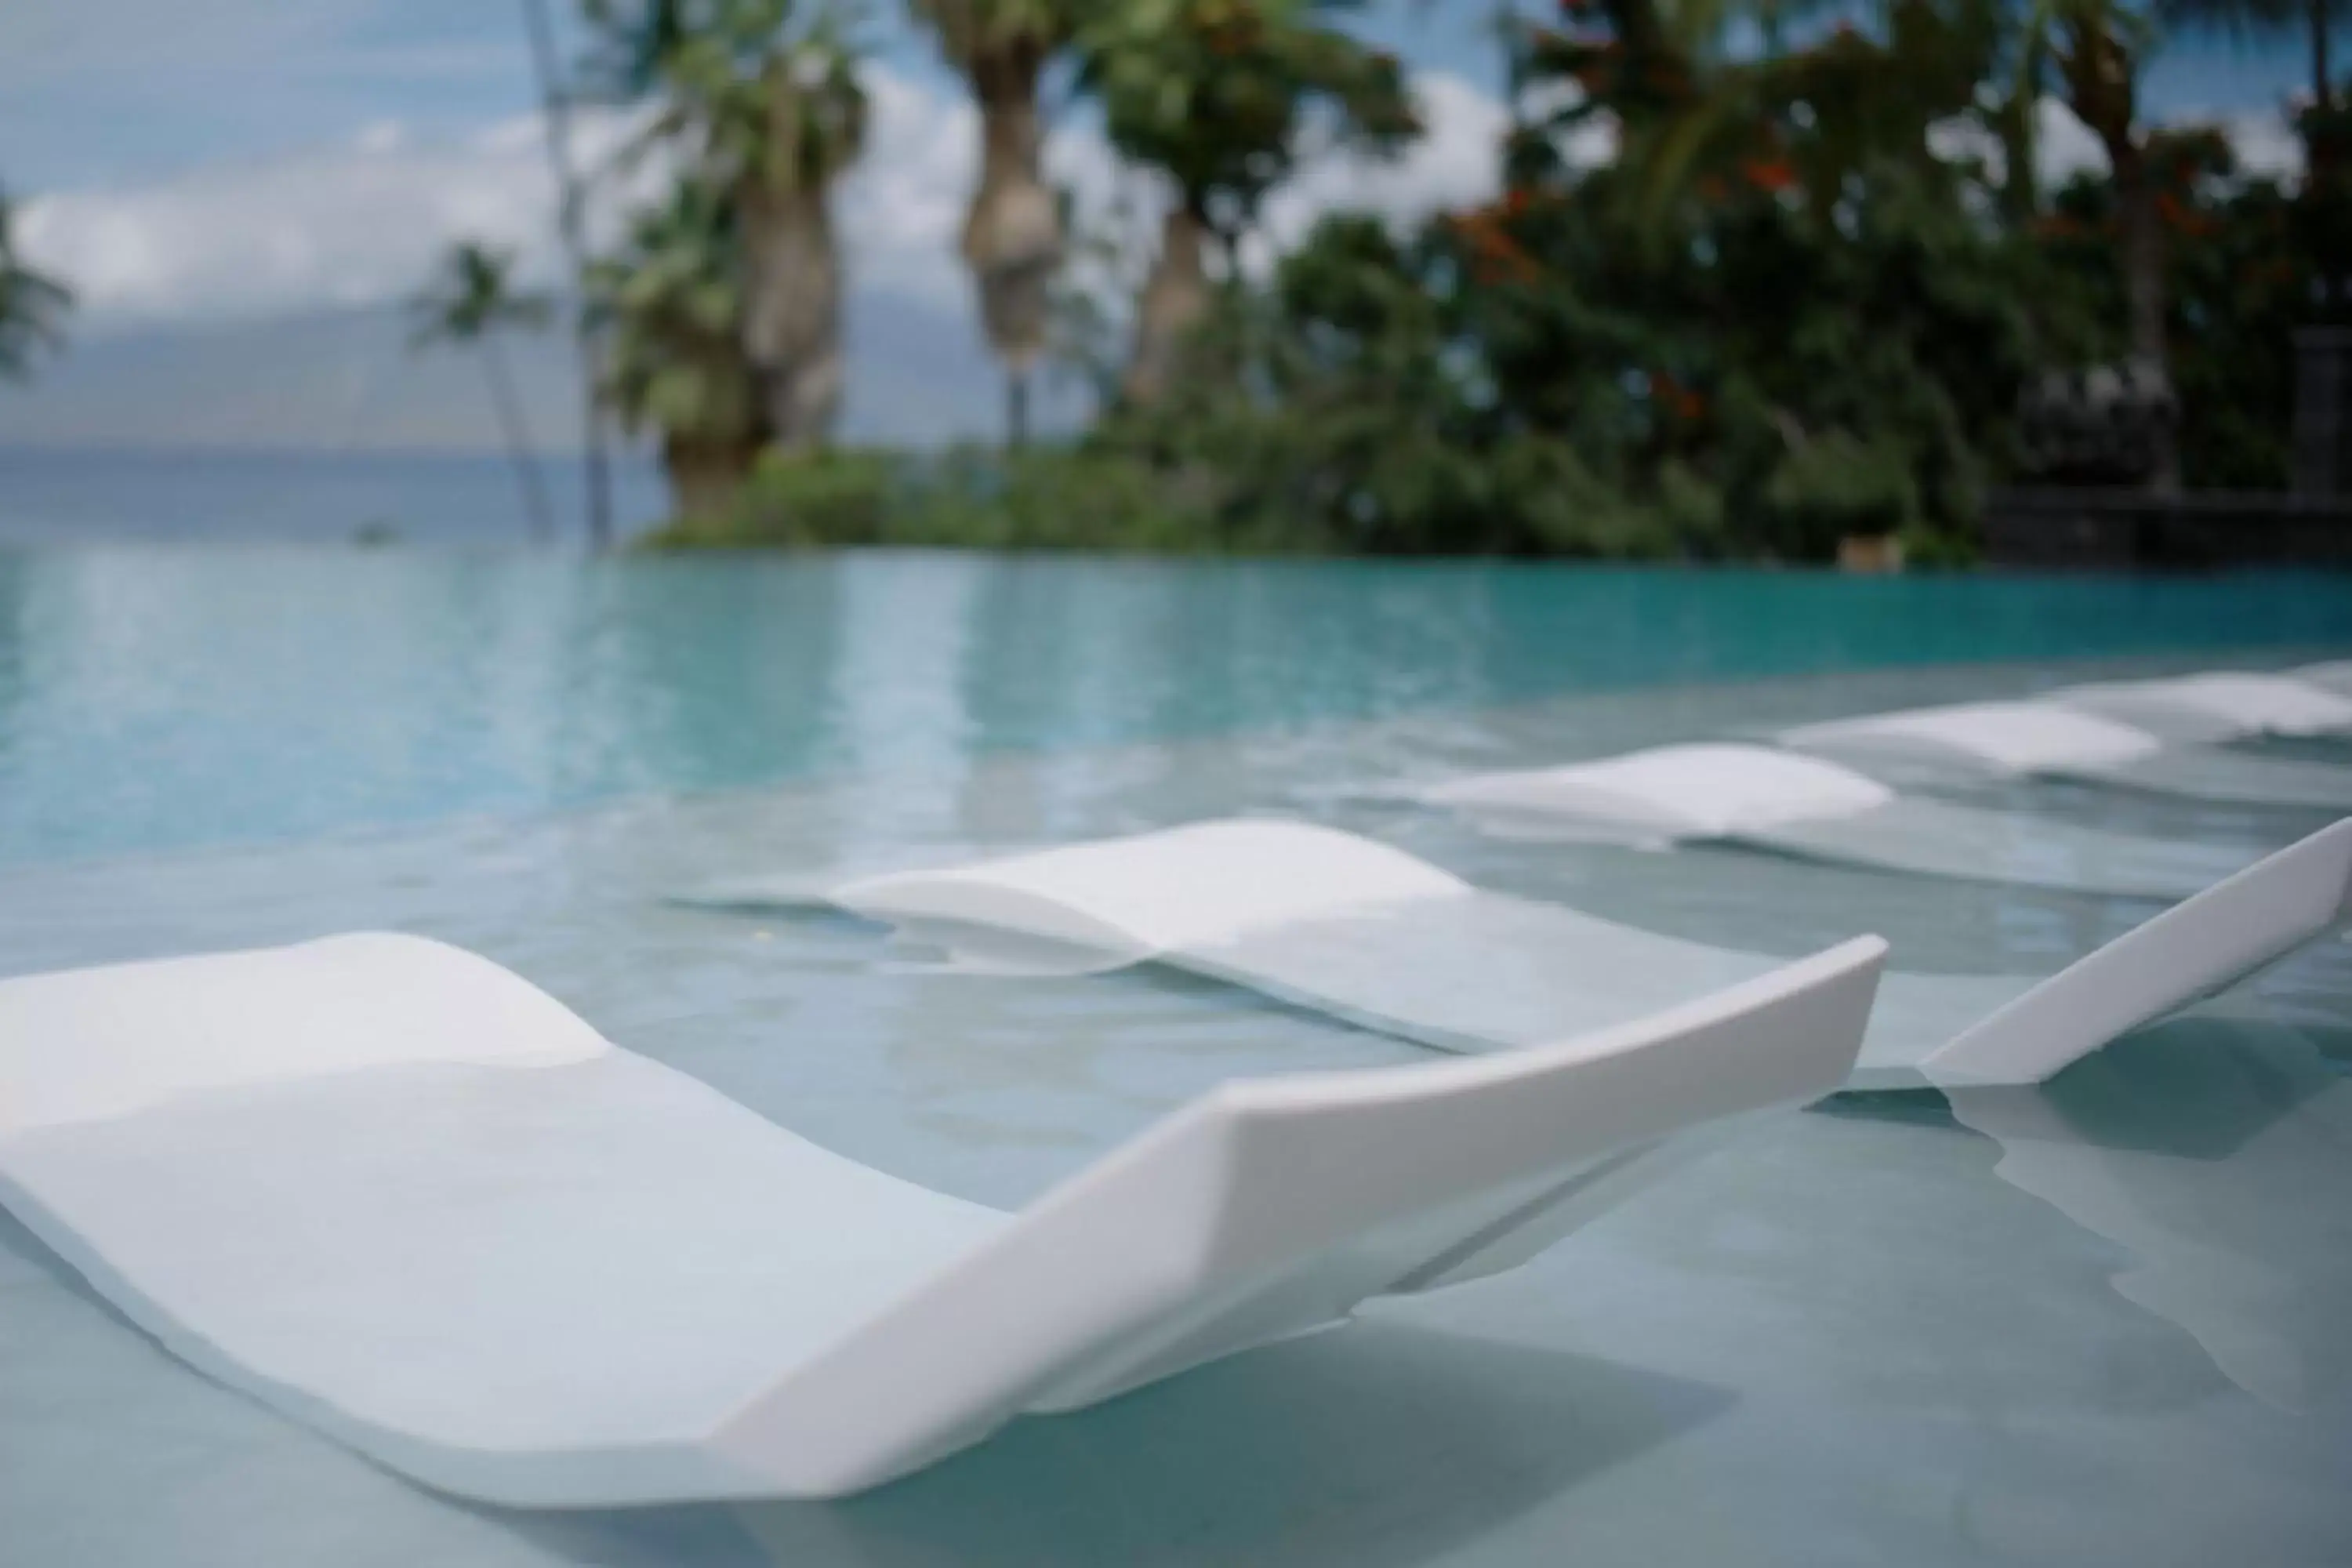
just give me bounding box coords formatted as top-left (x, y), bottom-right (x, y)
top-left (593, 0), bottom-right (868, 453)
top-left (1076, 0), bottom-right (1420, 406)
top-left (521, 0), bottom-right (615, 547)
top-left (0, 185), bottom-right (72, 383)
top-left (911, 0), bottom-right (1073, 446)
top-left (589, 181), bottom-right (771, 520)
top-left (2007, 0), bottom-right (2176, 487)
top-left (409, 242), bottom-right (559, 542)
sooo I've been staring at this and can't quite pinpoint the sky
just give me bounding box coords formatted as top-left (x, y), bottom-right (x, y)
top-left (0, 1), bottom-right (2328, 454)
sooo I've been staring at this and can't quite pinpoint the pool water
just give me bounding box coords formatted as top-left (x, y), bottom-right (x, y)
top-left (6, 549), bottom-right (2352, 865)
top-left (2, 548), bottom-right (2350, 1566)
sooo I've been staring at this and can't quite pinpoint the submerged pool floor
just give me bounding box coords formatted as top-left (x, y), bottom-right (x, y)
top-left (2, 556), bottom-right (2350, 1564)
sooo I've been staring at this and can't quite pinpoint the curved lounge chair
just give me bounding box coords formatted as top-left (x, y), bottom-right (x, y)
top-left (2296, 659), bottom-right (2352, 697)
top-left (1414, 742), bottom-right (2259, 898)
top-left (2047, 672), bottom-right (2352, 742)
top-left (1780, 699), bottom-right (2352, 810)
top-left (698, 816), bottom-right (2352, 1092)
top-left (0, 930), bottom-right (1880, 1507)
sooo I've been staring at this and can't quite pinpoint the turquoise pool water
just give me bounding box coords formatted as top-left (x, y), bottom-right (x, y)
top-left (2, 548), bottom-right (2351, 1566)
top-left (5, 549), bottom-right (2352, 863)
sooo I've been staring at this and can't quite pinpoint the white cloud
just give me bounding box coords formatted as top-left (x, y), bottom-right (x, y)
top-left (837, 67), bottom-right (981, 309)
top-left (20, 64), bottom-right (1521, 336)
top-left (23, 59), bottom-right (2310, 344)
top-left (2209, 108), bottom-right (2303, 182)
top-left (1928, 98), bottom-right (2303, 191)
top-left (20, 114), bottom-right (579, 327)
top-left (1256, 73), bottom-right (1508, 263)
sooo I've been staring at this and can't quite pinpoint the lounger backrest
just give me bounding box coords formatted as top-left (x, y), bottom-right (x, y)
top-left (1421, 743), bottom-right (1895, 840)
top-left (1926, 818), bottom-right (2352, 1087)
top-left (1782, 701), bottom-right (2165, 775)
top-left (713, 935), bottom-right (1886, 1495)
top-left (0, 934), bottom-right (607, 1139)
top-left (2295, 660), bottom-right (2352, 695)
top-left (833, 818), bottom-right (1472, 961)
top-left (2053, 673), bottom-right (2352, 740)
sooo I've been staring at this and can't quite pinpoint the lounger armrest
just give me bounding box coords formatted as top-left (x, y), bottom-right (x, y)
top-left (713, 936), bottom-right (1886, 1494)
top-left (1925, 820), bottom-right (2352, 1087)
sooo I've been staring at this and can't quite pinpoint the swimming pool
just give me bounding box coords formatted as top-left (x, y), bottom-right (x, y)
top-left (3, 549), bottom-right (2350, 1565)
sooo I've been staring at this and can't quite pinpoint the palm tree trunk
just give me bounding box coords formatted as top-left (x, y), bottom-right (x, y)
top-left (740, 183), bottom-right (844, 452)
top-left (482, 339), bottom-right (556, 542)
top-left (2107, 140), bottom-right (2177, 493)
top-left (1007, 368), bottom-right (1029, 449)
top-left (2062, 14), bottom-right (2176, 492)
top-left (964, 43), bottom-right (1061, 436)
top-left (1122, 206), bottom-right (1211, 408)
top-left (521, 0), bottom-right (613, 550)
top-left (662, 435), bottom-right (756, 523)
top-left (2316, 0), bottom-right (2334, 114)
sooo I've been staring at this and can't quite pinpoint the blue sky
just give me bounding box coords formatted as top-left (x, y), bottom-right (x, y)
top-left (0, 2), bottom-right (2327, 455)
top-left (0, 0), bottom-right (2315, 193)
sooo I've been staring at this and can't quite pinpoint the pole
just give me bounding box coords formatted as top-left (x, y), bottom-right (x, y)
top-left (523, 0), bottom-right (615, 549)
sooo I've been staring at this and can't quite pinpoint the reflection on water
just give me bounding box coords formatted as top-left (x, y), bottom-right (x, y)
top-left (735, 1325), bottom-right (1728, 1568)
top-left (1940, 1009), bottom-right (2352, 1417)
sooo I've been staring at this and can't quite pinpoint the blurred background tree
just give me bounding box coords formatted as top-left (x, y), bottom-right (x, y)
top-left (409, 242), bottom-right (559, 541)
top-left (590, 180), bottom-right (772, 519)
top-left (0, 184), bottom-right (73, 383)
top-left (448, 0), bottom-right (2352, 555)
top-left (911, 0), bottom-right (1075, 445)
top-left (1076, 0), bottom-right (1420, 405)
top-left (590, 0), bottom-right (867, 455)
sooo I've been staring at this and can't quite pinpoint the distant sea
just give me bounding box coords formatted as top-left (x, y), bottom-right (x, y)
top-left (0, 447), bottom-right (673, 546)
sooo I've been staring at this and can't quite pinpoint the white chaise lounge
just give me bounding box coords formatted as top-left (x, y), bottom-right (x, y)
top-left (697, 816), bottom-right (2352, 1092)
top-left (1414, 742), bottom-right (2261, 898)
top-left (2048, 671), bottom-right (2352, 742)
top-left (1780, 699), bottom-right (2352, 809)
top-left (0, 930), bottom-right (1881, 1507)
top-left (2296, 659), bottom-right (2352, 696)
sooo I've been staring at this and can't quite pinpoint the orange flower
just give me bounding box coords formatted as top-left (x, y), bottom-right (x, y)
top-left (1742, 158), bottom-right (1798, 193)
top-left (2155, 192), bottom-right (2216, 237)
top-left (1648, 372), bottom-right (1707, 422)
top-left (1450, 209), bottom-right (1541, 285)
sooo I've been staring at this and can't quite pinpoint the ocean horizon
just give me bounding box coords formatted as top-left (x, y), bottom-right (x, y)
top-left (0, 445), bottom-right (674, 547)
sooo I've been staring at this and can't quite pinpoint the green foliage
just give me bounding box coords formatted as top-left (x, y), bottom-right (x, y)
top-left (1076, 0), bottom-right (1417, 245)
top-left (408, 243), bottom-right (551, 347)
top-left (646, 445), bottom-right (1229, 551)
top-left (910, 0), bottom-right (1070, 65)
top-left (1761, 431), bottom-right (1922, 557)
top-left (615, 0), bottom-right (2335, 558)
top-left (589, 182), bottom-right (764, 450)
top-left (589, 0), bottom-right (869, 197)
top-left (0, 183), bottom-right (72, 383)
top-left (652, 446), bottom-right (894, 544)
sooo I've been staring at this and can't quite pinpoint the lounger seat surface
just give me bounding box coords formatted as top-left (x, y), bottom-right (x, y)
top-left (1415, 744), bottom-right (2258, 898)
top-left (1783, 699), bottom-right (2352, 809)
top-left (701, 818), bottom-right (2352, 1092)
top-left (2051, 673), bottom-right (2352, 741)
top-left (2296, 659), bottom-right (2352, 696)
top-left (0, 928), bottom-right (1883, 1507)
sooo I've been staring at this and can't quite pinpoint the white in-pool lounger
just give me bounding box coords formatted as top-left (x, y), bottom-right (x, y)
top-left (1414, 742), bottom-right (2259, 898)
top-left (0, 930), bottom-right (1881, 1508)
top-left (2293, 659), bottom-right (2352, 697)
top-left (1780, 700), bottom-right (2352, 810)
top-left (2047, 672), bottom-right (2352, 742)
top-left (695, 816), bottom-right (2352, 1092)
